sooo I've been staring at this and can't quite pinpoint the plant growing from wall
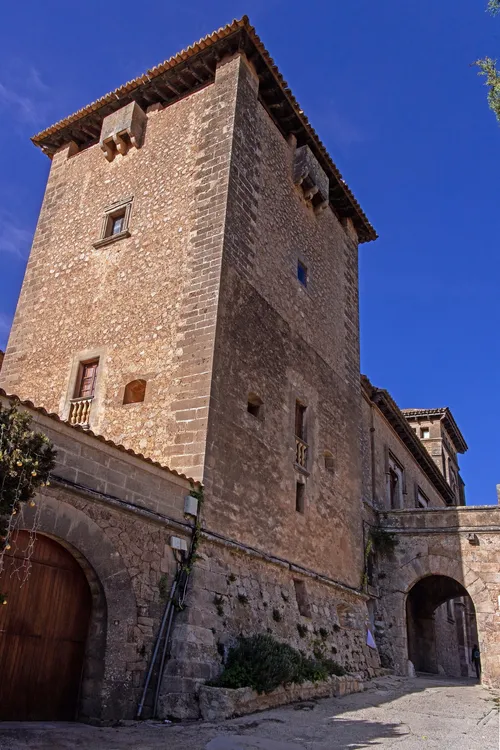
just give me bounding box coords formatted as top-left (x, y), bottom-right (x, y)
top-left (370, 528), bottom-right (398, 557)
top-left (361, 527), bottom-right (399, 589)
top-left (0, 402), bottom-right (56, 603)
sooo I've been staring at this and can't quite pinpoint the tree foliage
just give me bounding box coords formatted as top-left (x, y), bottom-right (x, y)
top-left (476, 1), bottom-right (500, 123)
top-left (0, 403), bottom-right (56, 542)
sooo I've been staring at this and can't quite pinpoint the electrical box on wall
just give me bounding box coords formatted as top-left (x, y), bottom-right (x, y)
top-left (170, 536), bottom-right (188, 552)
top-left (184, 495), bottom-right (199, 517)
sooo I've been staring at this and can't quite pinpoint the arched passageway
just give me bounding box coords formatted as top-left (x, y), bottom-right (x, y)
top-left (0, 531), bottom-right (102, 720)
top-left (406, 575), bottom-right (479, 679)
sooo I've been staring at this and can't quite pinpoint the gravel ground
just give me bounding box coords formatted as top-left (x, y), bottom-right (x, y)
top-left (0, 675), bottom-right (498, 750)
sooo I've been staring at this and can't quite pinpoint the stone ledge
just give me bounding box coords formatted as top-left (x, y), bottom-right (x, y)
top-left (198, 675), bottom-right (366, 721)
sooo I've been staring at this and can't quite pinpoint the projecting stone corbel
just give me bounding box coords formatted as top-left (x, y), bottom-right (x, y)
top-left (293, 144), bottom-right (330, 213)
top-left (99, 101), bottom-right (147, 162)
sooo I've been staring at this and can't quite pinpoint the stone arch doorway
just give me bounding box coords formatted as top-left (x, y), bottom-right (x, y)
top-left (406, 574), bottom-right (479, 678)
top-left (0, 530), bottom-right (106, 720)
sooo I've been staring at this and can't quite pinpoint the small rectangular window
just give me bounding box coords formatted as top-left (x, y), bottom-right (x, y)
top-left (75, 359), bottom-right (99, 399)
top-left (294, 579), bottom-right (311, 617)
top-left (94, 197), bottom-right (133, 248)
top-left (296, 481), bottom-right (305, 513)
top-left (416, 488), bottom-right (429, 509)
top-left (295, 401), bottom-right (307, 441)
top-left (387, 453), bottom-right (404, 509)
top-left (297, 260), bottom-right (308, 287)
top-left (420, 428), bottom-right (430, 439)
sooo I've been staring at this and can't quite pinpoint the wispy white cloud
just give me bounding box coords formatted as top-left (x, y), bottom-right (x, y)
top-left (0, 65), bottom-right (50, 125)
top-left (0, 312), bottom-right (13, 336)
top-left (325, 110), bottom-right (366, 148)
top-left (310, 102), bottom-right (368, 152)
top-left (0, 213), bottom-right (33, 258)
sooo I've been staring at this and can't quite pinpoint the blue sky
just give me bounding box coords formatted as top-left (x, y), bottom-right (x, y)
top-left (0, 1), bottom-right (498, 504)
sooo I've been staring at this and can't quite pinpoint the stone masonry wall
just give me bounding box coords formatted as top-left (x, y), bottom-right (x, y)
top-left (0, 58), bottom-right (245, 481)
top-left (161, 539), bottom-right (380, 719)
top-left (0, 395), bottom-right (193, 718)
top-left (433, 601), bottom-right (462, 677)
top-left (361, 395), bottom-right (448, 511)
top-left (203, 52), bottom-right (365, 588)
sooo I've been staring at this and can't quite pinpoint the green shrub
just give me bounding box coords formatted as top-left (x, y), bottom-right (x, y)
top-left (209, 634), bottom-right (343, 694)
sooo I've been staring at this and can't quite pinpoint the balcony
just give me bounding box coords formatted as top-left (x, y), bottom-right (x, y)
top-left (69, 397), bottom-right (93, 428)
top-left (295, 436), bottom-right (308, 470)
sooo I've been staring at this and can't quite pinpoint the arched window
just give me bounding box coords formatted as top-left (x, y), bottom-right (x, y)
top-left (123, 379), bottom-right (146, 405)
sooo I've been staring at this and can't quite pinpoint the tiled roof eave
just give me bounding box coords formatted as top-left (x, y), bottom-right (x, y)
top-left (361, 376), bottom-right (456, 506)
top-left (401, 408), bottom-right (468, 454)
top-left (31, 17), bottom-right (376, 243)
top-left (0, 389), bottom-right (198, 486)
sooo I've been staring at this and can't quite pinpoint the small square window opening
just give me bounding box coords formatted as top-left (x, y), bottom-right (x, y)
top-left (297, 260), bottom-right (308, 287)
top-left (247, 393), bottom-right (263, 418)
top-left (296, 481), bottom-right (305, 513)
top-left (420, 427), bottom-right (430, 439)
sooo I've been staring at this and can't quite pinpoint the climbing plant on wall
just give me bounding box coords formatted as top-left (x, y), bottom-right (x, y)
top-left (0, 402), bottom-right (56, 601)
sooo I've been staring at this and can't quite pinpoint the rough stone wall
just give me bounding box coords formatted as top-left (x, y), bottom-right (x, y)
top-left (0, 66), bottom-right (241, 480)
top-left (433, 601), bottom-right (462, 677)
top-left (203, 53), bottom-right (364, 588)
top-left (360, 396), bottom-right (448, 511)
top-left (0, 396), bottom-right (193, 719)
top-left (161, 540), bottom-right (380, 718)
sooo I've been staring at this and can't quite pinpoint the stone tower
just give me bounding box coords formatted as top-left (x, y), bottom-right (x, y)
top-left (1, 19), bottom-right (382, 711)
top-left (1, 16), bottom-right (376, 582)
top-left (402, 408), bottom-right (467, 505)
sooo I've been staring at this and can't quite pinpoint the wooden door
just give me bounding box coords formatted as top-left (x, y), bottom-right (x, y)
top-left (0, 531), bottom-right (91, 720)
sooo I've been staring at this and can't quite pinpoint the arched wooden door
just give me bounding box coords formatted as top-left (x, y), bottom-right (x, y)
top-left (0, 531), bottom-right (92, 720)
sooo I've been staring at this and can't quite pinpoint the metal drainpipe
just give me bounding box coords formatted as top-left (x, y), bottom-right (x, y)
top-left (370, 403), bottom-right (377, 505)
top-left (151, 495), bottom-right (203, 717)
top-left (136, 575), bottom-right (179, 719)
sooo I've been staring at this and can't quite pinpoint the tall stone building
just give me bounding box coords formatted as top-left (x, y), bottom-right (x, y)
top-left (1, 18), bottom-right (381, 718)
top-left (0, 17), bottom-right (498, 723)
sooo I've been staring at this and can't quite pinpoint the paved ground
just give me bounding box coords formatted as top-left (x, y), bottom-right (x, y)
top-left (0, 676), bottom-right (498, 750)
